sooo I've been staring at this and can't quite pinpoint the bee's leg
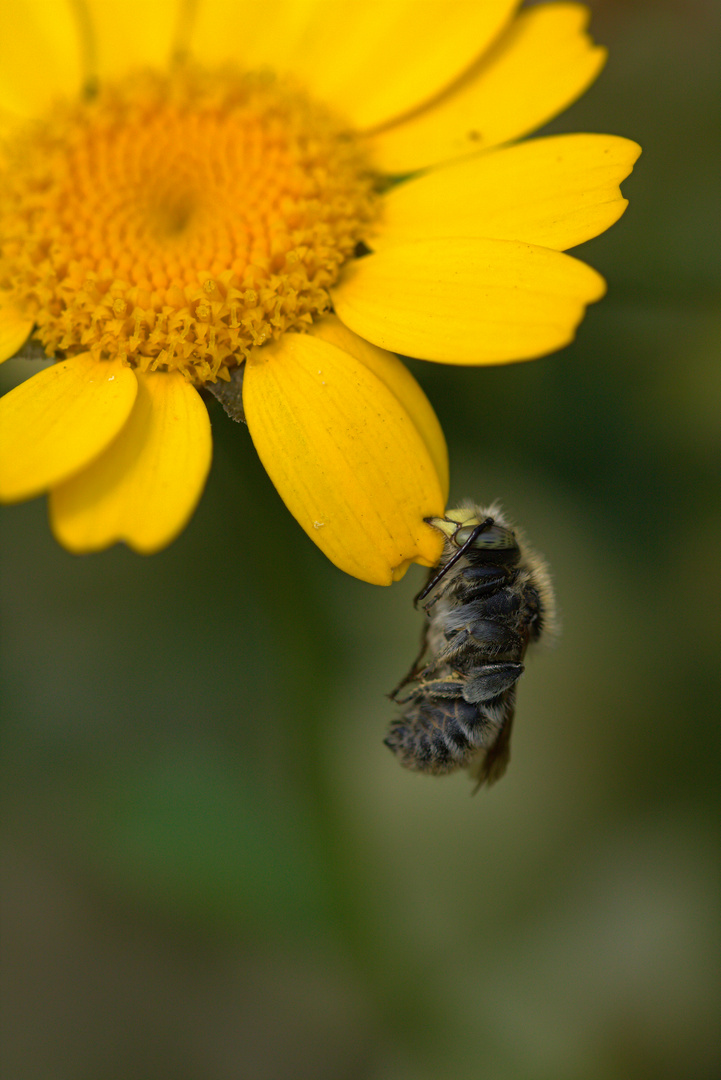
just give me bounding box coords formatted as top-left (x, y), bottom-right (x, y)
top-left (389, 663), bottom-right (422, 699)
top-left (388, 626), bottom-right (432, 698)
top-left (392, 676), bottom-right (467, 706)
top-left (462, 662), bottom-right (524, 704)
top-left (419, 585), bottom-right (447, 613)
top-left (389, 661), bottom-right (447, 701)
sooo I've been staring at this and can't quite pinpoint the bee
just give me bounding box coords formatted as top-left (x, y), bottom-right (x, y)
top-left (385, 504), bottom-right (555, 788)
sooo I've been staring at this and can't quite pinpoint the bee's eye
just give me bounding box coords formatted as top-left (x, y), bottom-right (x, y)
top-left (454, 525), bottom-right (478, 546)
top-left (454, 523), bottom-right (517, 550)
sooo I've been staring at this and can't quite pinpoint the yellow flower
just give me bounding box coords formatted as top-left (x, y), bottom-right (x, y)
top-left (0, 0), bottom-right (639, 584)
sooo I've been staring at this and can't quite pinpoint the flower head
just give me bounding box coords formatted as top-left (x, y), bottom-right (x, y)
top-left (0, 0), bottom-right (639, 583)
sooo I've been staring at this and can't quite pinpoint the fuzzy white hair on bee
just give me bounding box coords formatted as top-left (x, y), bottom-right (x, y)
top-left (385, 503), bottom-right (556, 788)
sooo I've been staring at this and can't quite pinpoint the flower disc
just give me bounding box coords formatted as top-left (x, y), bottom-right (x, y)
top-left (0, 68), bottom-right (376, 382)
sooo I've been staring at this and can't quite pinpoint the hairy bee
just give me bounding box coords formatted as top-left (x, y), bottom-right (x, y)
top-left (385, 504), bottom-right (555, 788)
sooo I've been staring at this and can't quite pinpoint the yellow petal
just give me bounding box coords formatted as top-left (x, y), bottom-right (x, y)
top-left (368, 3), bottom-right (606, 174)
top-left (372, 134), bottom-right (642, 253)
top-left (49, 370), bottom-right (212, 554)
top-left (83, 0), bottom-right (182, 80)
top-left (0, 0), bottom-right (85, 117)
top-left (190, 0), bottom-right (314, 74)
top-left (0, 302), bottom-right (34, 363)
top-left (243, 332), bottom-right (446, 585)
top-left (307, 315), bottom-right (449, 501)
top-left (331, 237), bottom-right (606, 365)
top-left (0, 355), bottom-right (137, 502)
top-left (286, 0), bottom-right (522, 132)
top-left (191, 0), bottom-right (519, 130)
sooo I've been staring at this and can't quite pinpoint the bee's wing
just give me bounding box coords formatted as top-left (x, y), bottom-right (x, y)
top-left (471, 627), bottom-right (535, 789)
top-left (469, 692), bottom-right (516, 791)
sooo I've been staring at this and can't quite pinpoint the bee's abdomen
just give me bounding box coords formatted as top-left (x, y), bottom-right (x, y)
top-left (385, 696), bottom-right (494, 775)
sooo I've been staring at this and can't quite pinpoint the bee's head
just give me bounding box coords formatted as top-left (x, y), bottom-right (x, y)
top-left (426, 507), bottom-right (520, 561)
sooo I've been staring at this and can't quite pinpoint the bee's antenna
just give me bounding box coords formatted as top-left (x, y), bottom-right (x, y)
top-left (414, 517), bottom-right (494, 608)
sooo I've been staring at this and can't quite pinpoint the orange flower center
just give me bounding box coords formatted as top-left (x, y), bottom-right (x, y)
top-left (0, 68), bottom-right (376, 383)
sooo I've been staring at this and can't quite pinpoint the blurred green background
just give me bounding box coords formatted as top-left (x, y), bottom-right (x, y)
top-left (2, 1), bottom-right (719, 1077)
